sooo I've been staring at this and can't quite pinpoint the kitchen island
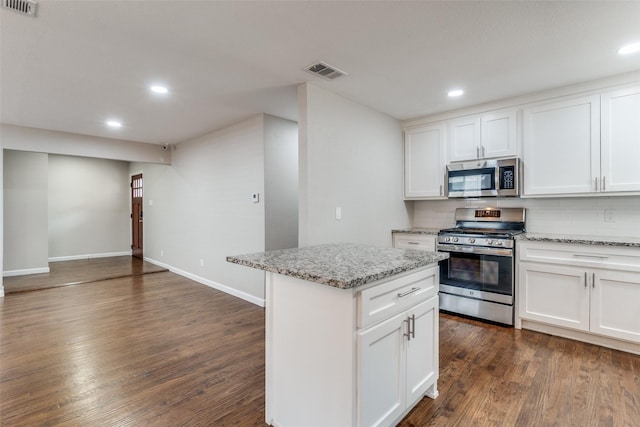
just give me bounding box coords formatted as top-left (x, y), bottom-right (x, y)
top-left (227, 243), bottom-right (448, 427)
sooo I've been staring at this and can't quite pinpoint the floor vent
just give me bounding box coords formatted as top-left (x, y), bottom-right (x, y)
top-left (2, 0), bottom-right (37, 16)
top-left (304, 61), bottom-right (348, 80)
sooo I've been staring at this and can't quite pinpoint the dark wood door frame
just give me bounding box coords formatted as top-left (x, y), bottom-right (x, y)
top-left (131, 174), bottom-right (143, 259)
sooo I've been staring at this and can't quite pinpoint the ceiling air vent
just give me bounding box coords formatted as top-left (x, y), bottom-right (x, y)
top-left (2, 0), bottom-right (37, 16)
top-left (304, 61), bottom-right (348, 80)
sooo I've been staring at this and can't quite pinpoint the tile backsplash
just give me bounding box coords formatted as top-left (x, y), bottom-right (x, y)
top-left (412, 196), bottom-right (640, 238)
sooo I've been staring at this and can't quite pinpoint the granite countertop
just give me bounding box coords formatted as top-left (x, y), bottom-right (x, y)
top-left (391, 228), bottom-right (441, 235)
top-left (227, 243), bottom-right (448, 290)
top-left (517, 233), bottom-right (640, 248)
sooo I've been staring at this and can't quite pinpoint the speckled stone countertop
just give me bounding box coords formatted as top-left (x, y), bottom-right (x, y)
top-left (517, 233), bottom-right (640, 248)
top-left (391, 228), bottom-right (441, 235)
top-left (227, 243), bottom-right (448, 290)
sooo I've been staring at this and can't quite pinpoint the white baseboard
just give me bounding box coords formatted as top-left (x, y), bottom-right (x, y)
top-left (49, 251), bottom-right (131, 263)
top-left (3, 267), bottom-right (51, 277)
top-left (0, 285), bottom-right (5, 297)
top-left (521, 319), bottom-right (640, 356)
top-left (144, 257), bottom-right (265, 307)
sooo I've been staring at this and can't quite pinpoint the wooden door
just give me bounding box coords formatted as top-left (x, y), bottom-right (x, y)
top-left (131, 174), bottom-right (143, 259)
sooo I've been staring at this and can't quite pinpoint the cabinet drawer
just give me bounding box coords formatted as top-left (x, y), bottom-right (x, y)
top-left (518, 241), bottom-right (640, 272)
top-left (392, 233), bottom-right (436, 251)
top-left (358, 266), bottom-right (438, 329)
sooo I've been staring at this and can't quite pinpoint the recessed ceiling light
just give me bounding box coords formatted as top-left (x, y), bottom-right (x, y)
top-left (448, 89), bottom-right (464, 98)
top-left (150, 85), bottom-right (169, 94)
top-left (106, 120), bottom-right (122, 128)
top-left (617, 41), bottom-right (640, 55)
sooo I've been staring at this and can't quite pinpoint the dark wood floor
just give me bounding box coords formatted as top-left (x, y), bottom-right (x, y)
top-left (3, 256), bottom-right (167, 293)
top-left (1, 271), bottom-right (639, 426)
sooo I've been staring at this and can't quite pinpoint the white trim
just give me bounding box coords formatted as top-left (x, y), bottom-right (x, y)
top-left (521, 319), bottom-right (640, 356)
top-left (4, 267), bottom-right (50, 277)
top-left (48, 251), bottom-right (131, 263)
top-left (144, 257), bottom-right (265, 307)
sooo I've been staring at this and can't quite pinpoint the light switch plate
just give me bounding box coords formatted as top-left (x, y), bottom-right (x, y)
top-left (251, 193), bottom-right (260, 203)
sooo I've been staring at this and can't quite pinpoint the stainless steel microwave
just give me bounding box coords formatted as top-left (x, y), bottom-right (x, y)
top-left (446, 157), bottom-right (520, 198)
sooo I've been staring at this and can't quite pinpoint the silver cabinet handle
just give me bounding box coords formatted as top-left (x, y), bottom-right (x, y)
top-left (481, 145), bottom-right (485, 157)
top-left (476, 147), bottom-right (480, 158)
top-left (440, 184), bottom-right (443, 196)
top-left (595, 177), bottom-right (598, 191)
top-left (573, 254), bottom-right (609, 260)
top-left (407, 241), bottom-right (420, 245)
top-left (397, 287), bottom-right (420, 298)
top-left (404, 318), bottom-right (411, 341)
top-left (592, 272), bottom-right (595, 289)
top-left (584, 272), bottom-right (587, 288)
top-left (603, 176), bottom-right (606, 191)
top-left (409, 314), bottom-right (416, 339)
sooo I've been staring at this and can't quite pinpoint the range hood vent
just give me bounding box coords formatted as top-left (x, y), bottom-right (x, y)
top-left (2, 0), bottom-right (37, 16)
top-left (304, 61), bottom-right (348, 80)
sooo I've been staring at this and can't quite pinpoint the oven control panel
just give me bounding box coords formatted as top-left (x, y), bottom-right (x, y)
top-left (438, 235), bottom-right (514, 249)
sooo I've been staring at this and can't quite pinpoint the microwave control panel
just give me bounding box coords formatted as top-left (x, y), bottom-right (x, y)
top-left (499, 166), bottom-right (515, 190)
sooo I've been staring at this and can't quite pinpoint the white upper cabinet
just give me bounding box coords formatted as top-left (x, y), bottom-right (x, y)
top-left (449, 116), bottom-right (480, 161)
top-left (522, 95), bottom-right (601, 196)
top-left (600, 86), bottom-right (640, 193)
top-left (522, 85), bottom-right (640, 197)
top-left (404, 123), bottom-right (446, 199)
top-left (449, 109), bottom-right (517, 162)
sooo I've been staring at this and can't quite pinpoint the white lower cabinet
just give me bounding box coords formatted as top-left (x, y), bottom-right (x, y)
top-left (358, 296), bottom-right (438, 427)
top-left (518, 241), bottom-right (640, 346)
top-left (591, 269), bottom-right (640, 342)
top-left (266, 265), bottom-right (440, 427)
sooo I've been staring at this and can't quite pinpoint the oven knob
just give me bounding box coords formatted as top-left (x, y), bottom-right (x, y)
top-left (445, 237), bottom-right (451, 242)
top-left (469, 238), bottom-right (476, 243)
top-left (487, 239), bottom-right (493, 245)
top-left (453, 237), bottom-right (459, 243)
top-left (497, 241), bottom-right (503, 246)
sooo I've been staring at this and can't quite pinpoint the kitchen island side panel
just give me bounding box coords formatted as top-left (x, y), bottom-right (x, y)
top-left (266, 272), bottom-right (357, 427)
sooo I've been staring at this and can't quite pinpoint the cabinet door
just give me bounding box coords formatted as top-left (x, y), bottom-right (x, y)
top-left (449, 116), bottom-right (481, 161)
top-left (601, 86), bottom-right (640, 193)
top-left (518, 262), bottom-right (590, 331)
top-left (522, 95), bottom-right (600, 195)
top-left (591, 270), bottom-right (640, 343)
top-left (405, 296), bottom-right (438, 404)
top-left (481, 109), bottom-right (517, 159)
top-left (358, 312), bottom-right (406, 427)
top-left (404, 124), bottom-right (445, 199)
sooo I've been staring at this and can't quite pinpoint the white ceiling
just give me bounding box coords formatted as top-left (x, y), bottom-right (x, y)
top-left (1, 0), bottom-right (639, 145)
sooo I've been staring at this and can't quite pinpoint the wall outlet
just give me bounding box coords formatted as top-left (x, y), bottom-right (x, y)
top-left (335, 207), bottom-right (342, 220)
top-left (200, 258), bottom-right (204, 267)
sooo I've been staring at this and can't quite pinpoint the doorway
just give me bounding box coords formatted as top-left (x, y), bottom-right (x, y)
top-left (131, 174), bottom-right (143, 259)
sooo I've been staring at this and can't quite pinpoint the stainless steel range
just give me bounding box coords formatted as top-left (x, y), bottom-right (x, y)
top-left (437, 207), bottom-right (525, 326)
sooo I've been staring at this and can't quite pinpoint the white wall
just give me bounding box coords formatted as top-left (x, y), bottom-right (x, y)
top-left (298, 83), bottom-right (410, 247)
top-left (48, 155), bottom-right (130, 260)
top-left (264, 115), bottom-right (298, 251)
top-left (0, 124), bottom-right (170, 165)
top-left (0, 146), bottom-right (3, 295)
top-left (412, 196), bottom-right (640, 238)
top-left (3, 150), bottom-right (49, 274)
top-left (132, 115), bottom-right (267, 303)
top-left (3, 151), bottom-right (132, 272)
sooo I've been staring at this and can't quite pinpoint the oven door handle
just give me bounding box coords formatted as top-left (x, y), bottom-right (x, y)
top-left (437, 244), bottom-right (513, 257)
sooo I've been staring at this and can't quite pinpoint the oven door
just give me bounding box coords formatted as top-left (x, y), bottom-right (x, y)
top-left (437, 245), bottom-right (513, 303)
